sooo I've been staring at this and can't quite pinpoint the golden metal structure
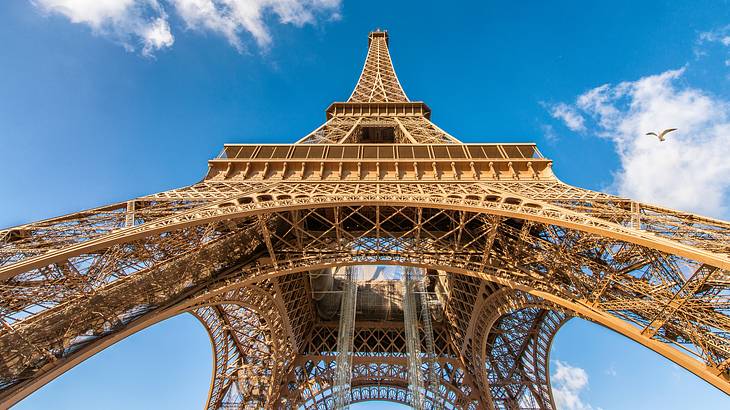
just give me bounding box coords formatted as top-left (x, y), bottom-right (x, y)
top-left (1, 30), bottom-right (729, 409)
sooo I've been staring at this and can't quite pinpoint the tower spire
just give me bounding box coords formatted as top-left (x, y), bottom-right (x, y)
top-left (348, 30), bottom-right (409, 102)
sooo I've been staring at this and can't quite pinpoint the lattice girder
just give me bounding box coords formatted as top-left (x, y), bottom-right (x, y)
top-left (1, 198), bottom-right (729, 407)
top-left (439, 274), bottom-right (569, 409)
top-left (3, 180), bottom-right (728, 273)
top-left (281, 323), bottom-right (480, 409)
top-left (286, 359), bottom-right (475, 409)
top-left (193, 303), bottom-right (278, 409)
top-left (2, 29), bottom-right (730, 409)
top-left (348, 31), bottom-right (409, 103)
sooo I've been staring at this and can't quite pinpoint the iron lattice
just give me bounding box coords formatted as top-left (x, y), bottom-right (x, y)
top-left (0, 30), bottom-right (729, 409)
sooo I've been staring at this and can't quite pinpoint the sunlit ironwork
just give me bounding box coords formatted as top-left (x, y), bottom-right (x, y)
top-left (0, 30), bottom-right (729, 409)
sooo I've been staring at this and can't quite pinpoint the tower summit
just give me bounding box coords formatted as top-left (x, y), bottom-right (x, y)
top-left (1, 31), bottom-right (729, 409)
top-left (349, 30), bottom-right (408, 103)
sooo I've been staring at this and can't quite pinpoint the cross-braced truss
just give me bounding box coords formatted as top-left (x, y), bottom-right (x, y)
top-left (0, 30), bottom-right (729, 409)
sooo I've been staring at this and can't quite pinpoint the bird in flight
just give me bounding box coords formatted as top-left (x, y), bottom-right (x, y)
top-left (646, 128), bottom-right (677, 142)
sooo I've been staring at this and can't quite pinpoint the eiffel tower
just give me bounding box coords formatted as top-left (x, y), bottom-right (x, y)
top-left (1, 30), bottom-right (729, 410)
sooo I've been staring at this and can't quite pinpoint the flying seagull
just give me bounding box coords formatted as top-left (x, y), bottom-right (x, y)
top-left (646, 128), bottom-right (677, 142)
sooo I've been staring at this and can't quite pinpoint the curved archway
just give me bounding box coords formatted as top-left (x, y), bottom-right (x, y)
top-left (3, 261), bottom-right (724, 407)
top-left (476, 304), bottom-right (568, 409)
top-left (192, 304), bottom-right (278, 409)
top-left (3, 192), bottom-right (729, 280)
top-left (180, 258), bottom-right (730, 397)
top-left (12, 289), bottom-right (728, 409)
top-left (291, 358), bottom-right (477, 410)
top-left (1, 201), bottom-right (728, 407)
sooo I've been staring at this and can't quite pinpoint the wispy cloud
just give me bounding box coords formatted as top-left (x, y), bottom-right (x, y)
top-left (699, 25), bottom-right (730, 47)
top-left (552, 361), bottom-right (599, 410)
top-left (171, 0), bottom-right (341, 51)
top-left (546, 102), bottom-right (586, 132)
top-left (31, 0), bottom-right (341, 55)
top-left (546, 68), bottom-right (730, 218)
top-left (604, 363), bottom-right (617, 377)
top-left (541, 124), bottom-right (560, 143)
top-left (696, 25), bottom-right (730, 64)
top-left (34, 0), bottom-right (174, 56)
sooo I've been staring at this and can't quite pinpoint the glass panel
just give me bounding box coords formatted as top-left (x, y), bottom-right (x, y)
top-left (271, 146), bottom-right (290, 158)
top-left (483, 146), bottom-right (503, 158)
top-left (413, 146), bottom-right (430, 158)
top-left (255, 146), bottom-right (275, 159)
top-left (238, 146), bottom-right (257, 159)
top-left (292, 146), bottom-right (310, 158)
top-left (221, 146), bottom-right (236, 158)
top-left (327, 146), bottom-right (345, 159)
top-left (343, 146), bottom-right (360, 158)
top-left (378, 146), bottom-right (394, 158)
top-left (516, 145), bottom-right (538, 158)
top-left (503, 146), bottom-right (524, 158)
top-left (363, 146), bottom-right (378, 159)
top-left (467, 146), bottom-right (486, 158)
top-left (309, 146), bottom-right (326, 158)
top-left (432, 146), bottom-right (449, 159)
top-left (447, 146), bottom-right (466, 158)
top-left (398, 146), bottom-right (414, 159)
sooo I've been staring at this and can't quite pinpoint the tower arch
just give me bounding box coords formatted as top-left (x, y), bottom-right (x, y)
top-left (1, 30), bottom-right (729, 409)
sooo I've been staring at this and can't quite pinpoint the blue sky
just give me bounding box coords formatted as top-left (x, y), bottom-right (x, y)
top-left (2, 1), bottom-right (730, 409)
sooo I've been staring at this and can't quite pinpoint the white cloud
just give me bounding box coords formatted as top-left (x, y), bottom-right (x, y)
top-left (141, 16), bottom-right (174, 54)
top-left (696, 25), bottom-right (730, 65)
top-left (552, 361), bottom-right (598, 410)
top-left (31, 0), bottom-right (341, 55)
top-left (547, 68), bottom-right (730, 218)
top-left (171, 0), bottom-right (340, 50)
top-left (549, 102), bottom-right (586, 132)
top-left (34, 0), bottom-right (174, 56)
top-left (541, 124), bottom-right (559, 142)
top-left (34, 0), bottom-right (136, 27)
top-left (699, 25), bottom-right (730, 47)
